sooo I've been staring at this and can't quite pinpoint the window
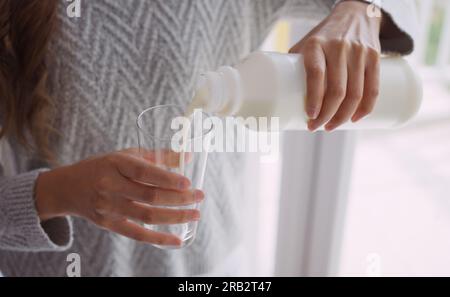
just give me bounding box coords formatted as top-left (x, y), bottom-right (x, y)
top-left (340, 0), bottom-right (450, 276)
top-left (246, 0), bottom-right (449, 277)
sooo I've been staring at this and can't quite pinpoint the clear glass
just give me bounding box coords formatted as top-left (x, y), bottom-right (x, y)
top-left (136, 104), bottom-right (213, 249)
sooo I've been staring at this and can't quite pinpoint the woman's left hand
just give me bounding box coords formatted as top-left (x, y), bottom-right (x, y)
top-left (289, 0), bottom-right (382, 131)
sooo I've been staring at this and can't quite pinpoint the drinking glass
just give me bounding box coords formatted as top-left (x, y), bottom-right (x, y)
top-left (136, 104), bottom-right (213, 249)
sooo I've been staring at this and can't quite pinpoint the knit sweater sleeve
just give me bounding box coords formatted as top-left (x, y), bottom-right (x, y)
top-left (259, 0), bottom-right (335, 21)
top-left (0, 168), bottom-right (73, 252)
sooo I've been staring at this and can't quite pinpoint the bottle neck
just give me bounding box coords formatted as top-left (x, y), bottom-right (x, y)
top-left (195, 66), bottom-right (241, 116)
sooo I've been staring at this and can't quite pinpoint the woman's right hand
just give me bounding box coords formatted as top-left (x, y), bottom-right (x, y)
top-left (34, 148), bottom-right (204, 247)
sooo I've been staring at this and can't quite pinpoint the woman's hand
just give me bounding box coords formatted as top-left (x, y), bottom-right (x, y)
top-left (289, 0), bottom-right (382, 131)
top-left (35, 148), bottom-right (204, 247)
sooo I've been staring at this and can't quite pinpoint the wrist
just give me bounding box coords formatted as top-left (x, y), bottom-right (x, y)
top-left (35, 167), bottom-right (70, 221)
top-left (336, 0), bottom-right (383, 31)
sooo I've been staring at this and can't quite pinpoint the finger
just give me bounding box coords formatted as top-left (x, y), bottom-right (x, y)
top-left (148, 150), bottom-right (193, 168)
top-left (308, 42), bottom-right (348, 131)
top-left (114, 153), bottom-right (191, 191)
top-left (112, 177), bottom-right (204, 206)
top-left (325, 44), bottom-right (365, 131)
top-left (106, 218), bottom-right (182, 246)
top-left (352, 49), bottom-right (380, 122)
top-left (115, 200), bottom-right (201, 225)
top-left (122, 148), bottom-right (192, 168)
top-left (301, 39), bottom-right (326, 120)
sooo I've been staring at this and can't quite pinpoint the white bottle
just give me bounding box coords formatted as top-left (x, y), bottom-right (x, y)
top-left (189, 51), bottom-right (423, 130)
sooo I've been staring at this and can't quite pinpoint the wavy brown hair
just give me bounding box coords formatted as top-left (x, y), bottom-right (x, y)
top-left (0, 0), bottom-right (58, 162)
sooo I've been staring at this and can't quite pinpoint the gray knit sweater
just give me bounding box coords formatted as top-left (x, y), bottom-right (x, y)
top-left (0, 0), bottom-right (415, 276)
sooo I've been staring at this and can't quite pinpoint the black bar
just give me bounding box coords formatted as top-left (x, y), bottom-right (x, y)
top-left (0, 276), bottom-right (447, 296)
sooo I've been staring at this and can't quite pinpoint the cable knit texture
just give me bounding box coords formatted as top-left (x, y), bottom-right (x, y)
top-left (0, 0), bottom-right (413, 276)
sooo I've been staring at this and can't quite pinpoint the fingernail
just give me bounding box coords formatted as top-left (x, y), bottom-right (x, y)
top-left (194, 190), bottom-right (205, 201)
top-left (192, 211), bottom-right (201, 221)
top-left (351, 115), bottom-right (360, 122)
top-left (168, 237), bottom-right (182, 246)
top-left (307, 120), bottom-right (317, 132)
top-left (325, 123), bottom-right (335, 131)
top-left (178, 178), bottom-right (191, 190)
top-left (307, 107), bottom-right (319, 120)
